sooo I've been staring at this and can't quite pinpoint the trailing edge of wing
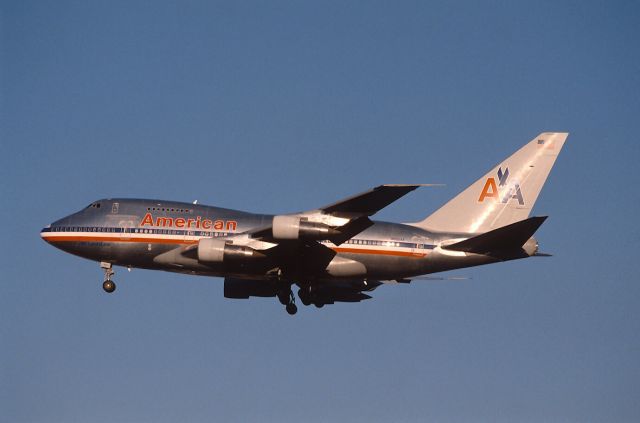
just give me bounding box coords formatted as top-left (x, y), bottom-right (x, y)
top-left (444, 216), bottom-right (548, 255)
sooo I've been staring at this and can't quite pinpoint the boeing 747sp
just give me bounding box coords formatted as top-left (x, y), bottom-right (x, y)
top-left (42, 132), bottom-right (567, 314)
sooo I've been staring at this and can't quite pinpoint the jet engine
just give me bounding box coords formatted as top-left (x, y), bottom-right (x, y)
top-left (197, 238), bottom-right (265, 263)
top-left (272, 215), bottom-right (339, 240)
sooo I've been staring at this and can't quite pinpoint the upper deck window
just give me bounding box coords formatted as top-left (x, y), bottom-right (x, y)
top-left (147, 206), bottom-right (193, 214)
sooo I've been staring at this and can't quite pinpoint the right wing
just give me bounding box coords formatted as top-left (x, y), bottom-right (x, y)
top-left (224, 276), bottom-right (383, 305)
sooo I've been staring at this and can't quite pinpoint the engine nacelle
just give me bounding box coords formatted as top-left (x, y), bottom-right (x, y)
top-left (197, 238), bottom-right (265, 263)
top-left (272, 215), bottom-right (339, 240)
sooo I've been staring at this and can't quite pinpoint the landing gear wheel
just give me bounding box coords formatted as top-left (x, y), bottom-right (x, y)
top-left (298, 289), bottom-right (311, 306)
top-left (286, 303), bottom-right (298, 315)
top-left (314, 302), bottom-right (324, 309)
top-left (100, 262), bottom-right (116, 293)
top-left (102, 280), bottom-right (116, 293)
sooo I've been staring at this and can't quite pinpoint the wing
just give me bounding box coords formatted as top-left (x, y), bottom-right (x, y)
top-left (224, 276), bottom-right (383, 306)
top-left (210, 184), bottom-right (434, 309)
top-left (247, 184), bottom-right (436, 245)
top-left (319, 184), bottom-right (430, 218)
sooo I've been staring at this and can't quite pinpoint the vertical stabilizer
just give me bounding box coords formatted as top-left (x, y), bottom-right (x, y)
top-left (412, 132), bottom-right (567, 234)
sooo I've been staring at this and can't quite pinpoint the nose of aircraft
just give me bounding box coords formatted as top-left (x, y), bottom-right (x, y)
top-left (41, 224), bottom-right (53, 243)
top-left (42, 216), bottom-right (68, 244)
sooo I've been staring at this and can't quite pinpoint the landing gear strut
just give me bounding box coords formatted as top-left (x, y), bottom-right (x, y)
top-left (100, 262), bottom-right (116, 293)
top-left (277, 284), bottom-right (297, 315)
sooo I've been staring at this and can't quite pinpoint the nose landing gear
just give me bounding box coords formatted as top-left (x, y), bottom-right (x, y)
top-left (100, 262), bottom-right (116, 293)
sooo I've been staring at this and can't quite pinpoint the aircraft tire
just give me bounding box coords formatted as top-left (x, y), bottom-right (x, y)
top-left (286, 303), bottom-right (297, 315)
top-left (102, 280), bottom-right (116, 293)
top-left (298, 289), bottom-right (312, 306)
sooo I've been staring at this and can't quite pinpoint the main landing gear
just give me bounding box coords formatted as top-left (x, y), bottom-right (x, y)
top-left (298, 285), bottom-right (324, 309)
top-left (277, 284), bottom-right (297, 315)
top-left (101, 262), bottom-right (116, 293)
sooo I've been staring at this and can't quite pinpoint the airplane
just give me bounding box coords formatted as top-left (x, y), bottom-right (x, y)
top-left (41, 132), bottom-right (567, 315)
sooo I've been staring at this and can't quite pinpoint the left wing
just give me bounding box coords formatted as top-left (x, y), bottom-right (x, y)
top-left (319, 184), bottom-right (431, 218)
top-left (248, 184), bottom-right (436, 245)
top-left (205, 185), bottom-right (433, 294)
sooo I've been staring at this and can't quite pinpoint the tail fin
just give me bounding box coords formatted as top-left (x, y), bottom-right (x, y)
top-left (412, 132), bottom-right (567, 233)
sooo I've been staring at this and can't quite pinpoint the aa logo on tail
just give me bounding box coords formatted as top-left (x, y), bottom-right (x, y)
top-left (478, 167), bottom-right (525, 205)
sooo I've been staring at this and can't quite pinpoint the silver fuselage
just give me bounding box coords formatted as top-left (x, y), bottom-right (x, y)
top-left (41, 198), bottom-right (500, 282)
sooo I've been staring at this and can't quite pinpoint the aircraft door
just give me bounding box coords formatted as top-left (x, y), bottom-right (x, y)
top-left (119, 219), bottom-right (134, 240)
top-left (411, 236), bottom-right (427, 257)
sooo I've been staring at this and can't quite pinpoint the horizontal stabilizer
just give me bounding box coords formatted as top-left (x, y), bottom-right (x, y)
top-left (444, 216), bottom-right (547, 255)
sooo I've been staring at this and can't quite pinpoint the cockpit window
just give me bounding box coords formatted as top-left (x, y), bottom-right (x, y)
top-left (86, 202), bottom-right (102, 209)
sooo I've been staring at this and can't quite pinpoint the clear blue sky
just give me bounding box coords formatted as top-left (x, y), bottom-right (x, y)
top-left (2, 1), bottom-right (639, 422)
